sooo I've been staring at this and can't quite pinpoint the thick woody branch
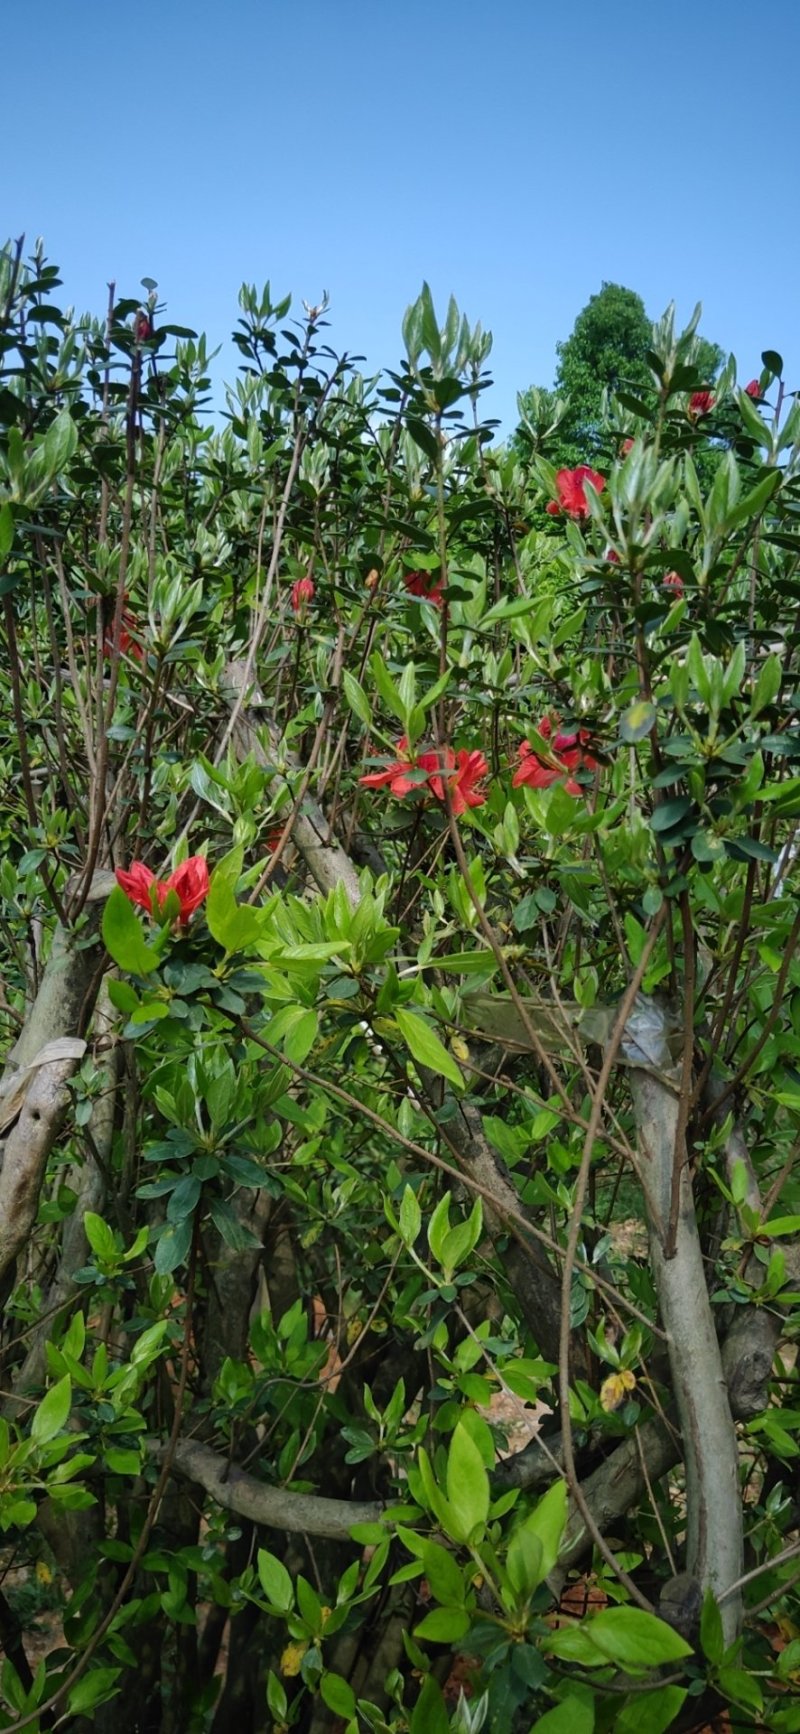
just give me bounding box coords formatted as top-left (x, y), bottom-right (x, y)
top-left (165, 1437), bottom-right (383, 1541)
top-left (6, 980), bottom-right (118, 1407)
top-left (629, 1017), bottom-right (743, 1644)
top-left (437, 1099), bottom-right (568, 1370)
top-left (0, 873), bottom-right (112, 1295)
top-left (0, 1056), bottom-right (80, 1286)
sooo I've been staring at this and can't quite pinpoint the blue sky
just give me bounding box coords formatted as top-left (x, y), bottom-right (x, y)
top-left (7, 0), bottom-right (799, 434)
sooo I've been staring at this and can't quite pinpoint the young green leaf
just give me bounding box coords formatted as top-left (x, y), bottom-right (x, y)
top-left (394, 1008), bottom-right (464, 1089)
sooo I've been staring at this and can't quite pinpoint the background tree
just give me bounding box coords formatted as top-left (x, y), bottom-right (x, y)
top-left (515, 279), bottom-right (723, 465)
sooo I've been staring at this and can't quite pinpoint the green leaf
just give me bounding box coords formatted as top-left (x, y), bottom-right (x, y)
top-left (267, 1005), bottom-right (318, 1063)
top-left (209, 1197), bottom-right (263, 1251)
top-left (428, 1192), bottom-right (452, 1263)
top-left (154, 1217), bottom-right (193, 1275)
top-left (206, 850), bottom-right (263, 952)
top-left (409, 1674), bottom-right (450, 1734)
top-left (613, 1686), bottom-right (686, 1734)
top-left (413, 1607), bottom-right (470, 1642)
top-left (752, 653), bottom-right (781, 717)
top-left (257, 1547), bottom-right (294, 1613)
top-left (0, 503), bottom-right (14, 558)
top-left (106, 977), bottom-right (139, 1013)
top-left (84, 1212), bottom-right (119, 1263)
top-left (167, 1175), bottom-right (202, 1224)
top-left (531, 1700), bottom-right (594, 1734)
top-left (394, 1008), bottom-right (464, 1089)
top-left (320, 1673), bottom-right (356, 1718)
top-left (620, 700), bottom-right (657, 744)
top-left (41, 408), bottom-right (78, 477)
top-left (507, 1521), bottom-right (543, 1600)
top-left (102, 887), bottom-right (159, 975)
top-left (482, 594), bottom-right (545, 624)
top-left (31, 1376), bottom-right (71, 1445)
top-left (399, 1185), bottom-right (422, 1246)
top-left (651, 797), bottom-right (694, 833)
top-left (717, 1666), bottom-right (763, 1712)
top-left (543, 1624), bottom-right (617, 1665)
top-left (526, 1479), bottom-right (568, 1577)
top-left (342, 670), bottom-right (372, 727)
top-left (724, 468), bottom-right (780, 533)
top-left (369, 652), bottom-right (407, 725)
top-left (417, 1539), bottom-right (466, 1607)
top-left (587, 1606), bottom-right (693, 1668)
top-left (66, 1668), bottom-right (121, 1716)
top-left (758, 1214), bottom-right (800, 1237)
top-left (699, 1587), bottom-right (724, 1664)
top-left (266, 1672), bottom-right (288, 1720)
top-left (407, 417), bottom-right (439, 464)
top-left (445, 1422), bottom-right (489, 1542)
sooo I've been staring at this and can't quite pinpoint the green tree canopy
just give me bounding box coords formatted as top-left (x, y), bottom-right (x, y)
top-left (516, 279), bottom-right (723, 465)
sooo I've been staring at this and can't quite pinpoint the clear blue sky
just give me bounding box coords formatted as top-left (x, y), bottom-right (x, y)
top-left (7, 0), bottom-right (799, 434)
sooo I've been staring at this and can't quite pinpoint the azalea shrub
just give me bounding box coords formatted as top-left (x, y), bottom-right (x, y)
top-left (1, 246), bottom-right (800, 1734)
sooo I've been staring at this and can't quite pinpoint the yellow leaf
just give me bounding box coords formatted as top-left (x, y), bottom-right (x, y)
top-left (280, 1640), bottom-right (308, 1677)
top-left (600, 1371), bottom-right (636, 1412)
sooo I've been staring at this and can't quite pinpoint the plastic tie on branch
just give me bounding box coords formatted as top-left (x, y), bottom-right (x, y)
top-left (615, 994), bottom-right (682, 1079)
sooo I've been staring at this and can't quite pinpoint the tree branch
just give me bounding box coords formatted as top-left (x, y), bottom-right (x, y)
top-left (165, 1437), bottom-right (383, 1541)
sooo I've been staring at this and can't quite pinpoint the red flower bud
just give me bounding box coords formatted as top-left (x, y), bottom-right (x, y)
top-left (291, 577), bottom-right (315, 614)
top-left (688, 390), bottom-right (715, 419)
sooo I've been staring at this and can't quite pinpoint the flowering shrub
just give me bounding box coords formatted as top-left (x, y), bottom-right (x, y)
top-left (0, 254), bottom-right (799, 1734)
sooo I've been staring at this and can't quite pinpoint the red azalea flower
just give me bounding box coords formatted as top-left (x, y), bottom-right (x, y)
top-left (291, 576), bottom-right (315, 614)
top-left (115, 855), bottom-right (209, 925)
top-left (620, 437), bottom-right (635, 456)
top-left (104, 608), bottom-right (144, 662)
top-left (359, 738), bottom-right (420, 799)
top-left (419, 746), bottom-right (489, 816)
top-left (513, 718), bottom-right (599, 798)
top-left (688, 390), bottom-right (715, 418)
top-left (546, 465), bottom-right (606, 520)
top-left (605, 548), bottom-right (621, 565)
top-left (360, 739), bottom-right (488, 814)
top-left (134, 311), bottom-right (152, 342)
top-left (663, 570), bottom-right (684, 598)
top-left (404, 569), bottom-right (445, 607)
top-left (744, 379), bottom-right (761, 399)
